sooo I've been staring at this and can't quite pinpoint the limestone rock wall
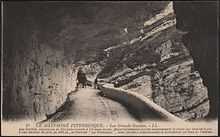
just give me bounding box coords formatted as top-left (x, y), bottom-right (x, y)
top-left (151, 40), bottom-right (209, 120)
top-left (3, 31), bottom-right (76, 120)
top-left (97, 3), bottom-right (209, 120)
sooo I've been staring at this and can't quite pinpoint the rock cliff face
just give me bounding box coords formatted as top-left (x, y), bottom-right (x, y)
top-left (3, 3), bottom-right (77, 120)
top-left (97, 2), bottom-right (209, 120)
top-left (3, 19), bottom-right (77, 120)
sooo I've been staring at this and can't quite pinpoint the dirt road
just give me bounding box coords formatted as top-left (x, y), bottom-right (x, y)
top-left (46, 87), bottom-right (137, 122)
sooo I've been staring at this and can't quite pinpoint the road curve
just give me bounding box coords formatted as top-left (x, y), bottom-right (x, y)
top-left (46, 87), bottom-right (137, 122)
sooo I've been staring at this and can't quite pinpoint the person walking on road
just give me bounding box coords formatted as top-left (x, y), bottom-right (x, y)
top-left (94, 77), bottom-right (98, 89)
top-left (76, 68), bottom-right (87, 88)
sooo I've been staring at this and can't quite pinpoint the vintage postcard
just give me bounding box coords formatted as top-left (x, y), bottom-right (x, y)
top-left (1, 1), bottom-right (218, 136)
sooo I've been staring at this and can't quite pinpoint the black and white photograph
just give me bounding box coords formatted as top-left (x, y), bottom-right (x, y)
top-left (1, 1), bottom-right (218, 136)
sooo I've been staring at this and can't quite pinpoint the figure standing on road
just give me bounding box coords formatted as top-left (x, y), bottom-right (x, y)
top-left (76, 68), bottom-right (87, 88)
top-left (94, 77), bottom-right (98, 89)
